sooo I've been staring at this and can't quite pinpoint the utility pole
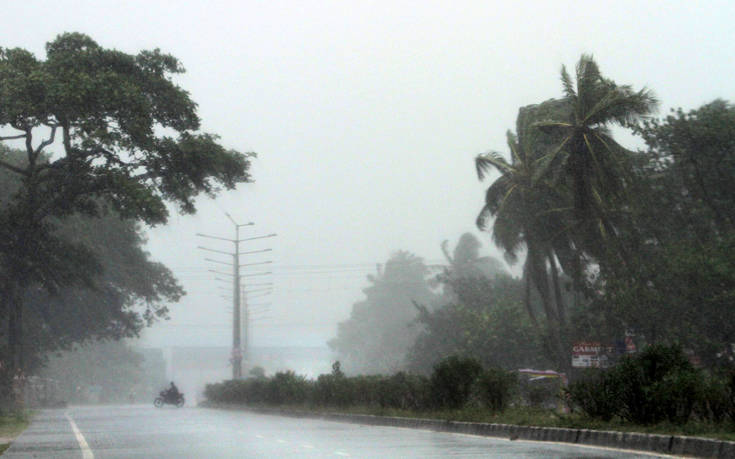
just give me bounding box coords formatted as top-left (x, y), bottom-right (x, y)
top-left (197, 214), bottom-right (275, 379)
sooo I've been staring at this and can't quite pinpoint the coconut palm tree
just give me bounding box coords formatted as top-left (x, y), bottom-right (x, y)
top-left (534, 55), bottom-right (658, 256)
top-left (476, 131), bottom-right (569, 329)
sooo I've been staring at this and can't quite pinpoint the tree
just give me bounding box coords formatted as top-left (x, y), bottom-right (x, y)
top-left (408, 273), bottom-right (546, 374)
top-left (591, 100), bottom-right (735, 364)
top-left (0, 147), bottom-right (183, 370)
top-left (635, 99), bottom-right (735, 236)
top-left (0, 33), bottom-right (252, 369)
top-left (329, 252), bottom-right (438, 374)
top-left (533, 55), bottom-right (658, 266)
top-left (435, 233), bottom-right (505, 296)
top-left (475, 99), bottom-right (576, 368)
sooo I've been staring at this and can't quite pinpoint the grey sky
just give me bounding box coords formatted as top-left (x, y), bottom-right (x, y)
top-left (4, 1), bottom-right (735, 348)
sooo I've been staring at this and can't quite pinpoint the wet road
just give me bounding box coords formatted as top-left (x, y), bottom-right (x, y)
top-left (5, 405), bottom-right (661, 458)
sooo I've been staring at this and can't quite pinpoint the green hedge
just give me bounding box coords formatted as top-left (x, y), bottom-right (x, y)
top-left (205, 356), bottom-right (514, 412)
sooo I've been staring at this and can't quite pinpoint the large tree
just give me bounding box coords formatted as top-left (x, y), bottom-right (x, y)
top-left (409, 236), bottom-right (545, 373)
top-left (329, 251), bottom-right (437, 375)
top-left (0, 33), bottom-right (252, 369)
top-left (533, 55), bottom-right (658, 266)
top-left (475, 99), bottom-right (577, 368)
top-left (593, 99), bottom-right (735, 365)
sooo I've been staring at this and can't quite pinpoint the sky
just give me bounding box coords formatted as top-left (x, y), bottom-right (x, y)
top-left (4, 0), bottom-right (735, 350)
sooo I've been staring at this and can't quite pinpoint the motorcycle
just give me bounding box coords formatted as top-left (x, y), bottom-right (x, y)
top-left (154, 389), bottom-right (185, 408)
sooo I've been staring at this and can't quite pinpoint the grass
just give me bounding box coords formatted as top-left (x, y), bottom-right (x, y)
top-left (221, 402), bottom-right (735, 442)
top-left (0, 412), bottom-right (30, 453)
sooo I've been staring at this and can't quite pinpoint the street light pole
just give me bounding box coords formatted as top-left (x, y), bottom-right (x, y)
top-left (197, 216), bottom-right (275, 380)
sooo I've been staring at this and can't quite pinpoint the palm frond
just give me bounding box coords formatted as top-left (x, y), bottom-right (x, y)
top-left (583, 86), bottom-right (658, 127)
top-left (532, 134), bottom-right (571, 184)
top-left (475, 151), bottom-right (513, 180)
top-left (506, 130), bottom-right (524, 165)
top-left (560, 65), bottom-right (577, 100)
top-left (482, 175), bottom-right (512, 212)
top-left (533, 120), bottom-right (573, 134)
top-left (476, 205), bottom-right (493, 231)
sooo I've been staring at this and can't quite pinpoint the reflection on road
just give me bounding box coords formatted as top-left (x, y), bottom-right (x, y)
top-left (5, 405), bottom-right (659, 458)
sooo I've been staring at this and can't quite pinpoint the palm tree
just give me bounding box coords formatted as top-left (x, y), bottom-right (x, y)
top-left (534, 55), bottom-right (658, 258)
top-left (476, 131), bottom-right (568, 328)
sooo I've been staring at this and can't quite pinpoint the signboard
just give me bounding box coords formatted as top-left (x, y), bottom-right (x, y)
top-left (572, 341), bottom-right (611, 368)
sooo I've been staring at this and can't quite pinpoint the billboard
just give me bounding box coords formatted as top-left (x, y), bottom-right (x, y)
top-left (572, 341), bottom-right (612, 368)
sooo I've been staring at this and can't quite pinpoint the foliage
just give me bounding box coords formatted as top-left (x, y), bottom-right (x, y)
top-left (0, 33), bottom-right (252, 370)
top-left (0, 151), bottom-right (183, 372)
top-left (409, 274), bottom-right (547, 373)
top-left (329, 251), bottom-right (437, 374)
top-left (428, 356), bottom-right (483, 409)
top-left (589, 99), bottom-right (735, 363)
top-left (265, 371), bottom-right (310, 405)
top-left (566, 370), bottom-right (621, 421)
top-left (567, 345), bottom-right (706, 425)
top-left (635, 99), bottom-right (735, 234)
top-left (477, 367), bottom-right (517, 412)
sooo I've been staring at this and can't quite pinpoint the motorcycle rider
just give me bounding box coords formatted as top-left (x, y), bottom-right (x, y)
top-left (166, 381), bottom-right (180, 400)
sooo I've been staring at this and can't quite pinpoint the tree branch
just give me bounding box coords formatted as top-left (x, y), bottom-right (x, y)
top-left (0, 134), bottom-right (28, 141)
top-left (34, 126), bottom-right (57, 155)
top-left (0, 159), bottom-right (29, 176)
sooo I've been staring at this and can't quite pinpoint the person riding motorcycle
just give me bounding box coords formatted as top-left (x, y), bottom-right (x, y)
top-left (165, 382), bottom-right (180, 400)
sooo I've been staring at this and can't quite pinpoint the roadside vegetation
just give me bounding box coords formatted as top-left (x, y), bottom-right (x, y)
top-left (0, 32), bottom-right (252, 413)
top-left (0, 411), bottom-right (29, 453)
top-left (206, 348), bottom-right (735, 441)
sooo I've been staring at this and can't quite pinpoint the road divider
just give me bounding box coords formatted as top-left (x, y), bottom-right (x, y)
top-left (204, 403), bottom-right (735, 458)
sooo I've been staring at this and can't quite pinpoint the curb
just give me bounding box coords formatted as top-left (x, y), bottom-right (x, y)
top-left (202, 403), bottom-right (735, 458)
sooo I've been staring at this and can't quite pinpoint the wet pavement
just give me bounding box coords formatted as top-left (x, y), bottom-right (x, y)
top-left (4, 405), bottom-right (663, 458)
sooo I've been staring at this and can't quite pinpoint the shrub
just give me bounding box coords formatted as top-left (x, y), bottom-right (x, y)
top-left (377, 372), bottom-right (430, 410)
top-left (615, 344), bottom-right (702, 424)
top-left (566, 370), bottom-right (620, 421)
top-left (265, 371), bottom-right (310, 405)
top-left (477, 368), bottom-right (516, 412)
top-left (429, 356), bottom-right (483, 409)
top-left (312, 361), bottom-right (353, 407)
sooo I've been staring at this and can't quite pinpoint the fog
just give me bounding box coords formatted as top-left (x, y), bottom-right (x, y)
top-left (4, 0), bottom-right (735, 356)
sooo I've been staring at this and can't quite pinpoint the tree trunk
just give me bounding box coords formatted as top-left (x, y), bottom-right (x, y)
top-left (547, 249), bottom-right (567, 325)
top-left (7, 283), bottom-right (23, 371)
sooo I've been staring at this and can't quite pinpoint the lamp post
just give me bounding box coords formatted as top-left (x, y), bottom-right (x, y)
top-left (197, 214), bottom-right (276, 379)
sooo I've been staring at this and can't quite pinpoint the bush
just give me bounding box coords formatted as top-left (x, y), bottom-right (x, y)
top-left (265, 371), bottom-right (310, 405)
top-left (566, 370), bottom-right (621, 421)
top-left (477, 368), bottom-right (516, 412)
top-left (312, 361), bottom-right (353, 407)
top-left (616, 344), bottom-right (702, 424)
top-left (429, 356), bottom-right (483, 409)
top-left (567, 344), bottom-right (705, 425)
top-left (377, 372), bottom-right (430, 410)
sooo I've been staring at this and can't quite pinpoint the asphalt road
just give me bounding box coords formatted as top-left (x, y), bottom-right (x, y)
top-left (4, 405), bottom-right (662, 458)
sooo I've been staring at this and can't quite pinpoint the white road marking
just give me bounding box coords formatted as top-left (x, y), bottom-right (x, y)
top-left (276, 439), bottom-right (286, 444)
top-left (302, 444), bottom-right (315, 449)
top-left (255, 434), bottom-right (264, 439)
top-left (334, 451), bottom-right (350, 457)
top-left (65, 413), bottom-right (94, 459)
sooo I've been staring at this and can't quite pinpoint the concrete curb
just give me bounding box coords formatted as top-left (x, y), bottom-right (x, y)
top-left (202, 403), bottom-right (735, 458)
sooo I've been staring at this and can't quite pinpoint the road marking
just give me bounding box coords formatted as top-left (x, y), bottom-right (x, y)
top-left (276, 439), bottom-right (286, 444)
top-left (334, 451), bottom-right (350, 457)
top-left (255, 434), bottom-right (264, 439)
top-left (65, 413), bottom-right (94, 459)
top-left (301, 444), bottom-right (315, 449)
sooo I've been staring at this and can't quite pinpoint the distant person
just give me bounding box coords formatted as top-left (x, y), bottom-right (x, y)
top-left (167, 381), bottom-right (180, 398)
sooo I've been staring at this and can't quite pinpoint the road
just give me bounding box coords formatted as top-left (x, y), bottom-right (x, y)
top-left (4, 405), bottom-right (661, 458)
